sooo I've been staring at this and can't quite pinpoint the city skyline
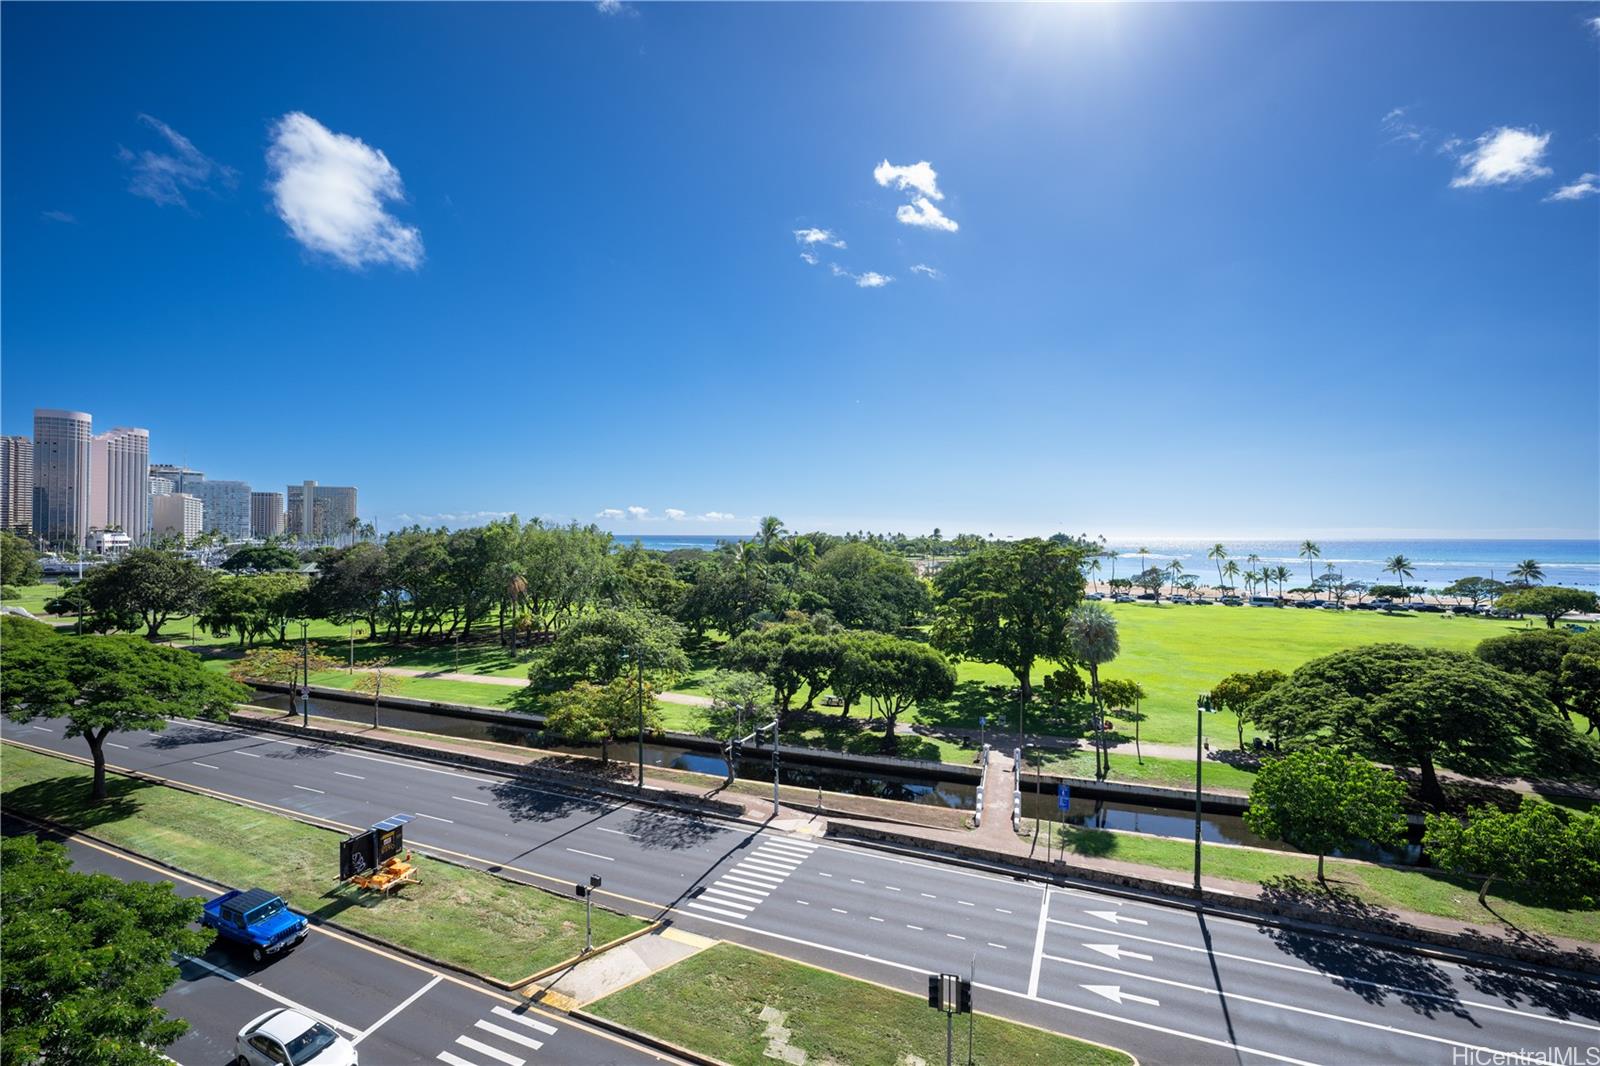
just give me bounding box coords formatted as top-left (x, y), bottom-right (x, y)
top-left (3, 4), bottom-right (1597, 540)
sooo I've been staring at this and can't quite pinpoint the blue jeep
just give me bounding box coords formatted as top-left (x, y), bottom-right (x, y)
top-left (202, 888), bottom-right (309, 963)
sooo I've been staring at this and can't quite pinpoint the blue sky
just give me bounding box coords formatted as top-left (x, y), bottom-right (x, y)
top-left (3, 3), bottom-right (1596, 539)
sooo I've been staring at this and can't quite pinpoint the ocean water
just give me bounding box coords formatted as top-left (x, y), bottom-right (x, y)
top-left (614, 534), bottom-right (1600, 591)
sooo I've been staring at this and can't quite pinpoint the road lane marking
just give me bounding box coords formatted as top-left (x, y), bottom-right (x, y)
top-left (869, 916), bottom-right (884, 922)
top-left (182, 954), bottom-right (357, 1037)
top-left (1045, 918), bottom-right (1600, 1034)
top-left (455, 1033), bottom-right (523, 1066)
top-left (947, 933), bottom-right (966, 941)
top-left (957, 900), bottom-right (974, 906)
top-left (413, 812), bottom-right (454, 823)
top-left (699, 893), bottom-right (754, 912)
top-left (1044, 953), bottom-right (1559, 1064)
top-left (452, 795), bottom-right (490, 806)
top-left (687, 900), bottom-right (748, 919)
top-left (907, 924), bottom-right (923, 931)
top-left (475, 1019), bottom-right (544, 1051)
top-left (987, 943), bottom-right (1007, 950)
top-left (704, 884), bottom-right (767, 904)
top-left (293, 785), bottom-right (325, 794)
top-left (492, 1006), bottom-right (557, 1035)
top-left (729, 867), bottom-right (785, 885)
top-left (596, 826), bottom-right (628, 835)
top-left (1082, 984), bottom-right (1159, 1007)
top-left (232, 750), bottom-right (261, 757)
top-left (106, 742), bottom-right (129, 749)
top-left (437, 1053), bottom-right (478, 1066)
top-left (31, 726), bottom-right (53, 732)
top-left (742, 857), bottom-right (799, 873)
top-left (566, 847), bottom-right (613, 862)
top-left (995, 908), bottom-right (1012, 914)
top-left (760, 841), bottom-right (815, 857)
top-left (1084, 943), bottom-right (1153, 963)
top-left (352, 975), bottom-right (442, 1045)
top-left (850, 878), bottom-right (865, 884)
top-left (818, 872), bottom-right (833, 878)
top-left (920, 892), bottom-right (937, 899)
top-left (193, 762), bottom-right (219, 770)
top-left (796, 899), bottom-right (810, 905)
top-left (885, 885), bottom-right (901, 891)
top-left (720, 873), bottom-right (776, 891)
top-left (334, 771), bottom-right (364, 779)
top-left (831, 907), bottom-right (848, 914)
top-left (1028, 887), bottom-right (1051, 998)
top-left (1086, 909), bottom-right (1145, 926)
top-left (673, 905), bottom-right (1327, 1066)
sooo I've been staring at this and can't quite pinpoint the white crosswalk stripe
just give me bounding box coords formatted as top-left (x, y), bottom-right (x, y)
top-left (690, 835), bottom-right (815, 922)
top-left (436, 1006), bottom-right (560, 1066)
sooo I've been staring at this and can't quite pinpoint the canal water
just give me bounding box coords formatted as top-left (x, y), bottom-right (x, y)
top-left (252, 689), bottom-right (1419, 863)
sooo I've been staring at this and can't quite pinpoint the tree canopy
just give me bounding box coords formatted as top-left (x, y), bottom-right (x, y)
top-left (931, 538), bottom-right (1088, 702)
top-left (1244, 748), bottom-right (1405, 881)
top-left (1497, 587), bottom-right (1599, 628)
top-left (1441, 576), bottom-right (1507, 609)
top-left (221, 542), bottom-right (303, 573)
top-left (530, 606), bottom-right (688, 687)
top-left (0, 529), bottom-right (41, 588)
top-left (543, 678), bottom-right (662, 764)
top-left (75, 549), bottom-right (213, 640)
top-left (1, 834), bottom-right (214, 1066)
top-left (0, 617), bottom-right (248, 799)
top-left (1424, 797), bottom-right (1600, 907)
top-left (1209, 669), bottom-right (1286, 749)
top-left (1249, 643), bottom-right (1588, 806)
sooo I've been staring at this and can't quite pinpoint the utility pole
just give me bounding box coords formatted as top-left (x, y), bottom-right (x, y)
top-left (1194, 693), bottom-right (1215, 896)
top-left (300, 621), bottom-right (311, 728)
top-left (576, 874), bottom-right (601, 953)
top-left (770, 720), bottom-right (780, 817)
top-left (636, 648), bottom-right (646, 789)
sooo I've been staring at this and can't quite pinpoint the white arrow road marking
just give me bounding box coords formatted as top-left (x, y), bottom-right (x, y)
top-left (1085, 943), bottom-right (1153, 962)
top-left (1086, 909), bottom-right (1147, 926)
top-left (1083, 984), bottom-right (1160, 1007)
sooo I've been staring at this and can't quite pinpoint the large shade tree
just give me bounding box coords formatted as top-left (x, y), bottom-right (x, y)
top-left (0, 617), bottom-right (249, 799)
top-left (1244, 749), bottom-right (1405, 882)
top-left (530, 606), bottom-right (689, 687)
top-left (1250, 643), bottom-right (1587, 806)
top-left (1496, 587), bottom-right (1598, 629)
top-left (1, 835), bottom-right (215, 1066)
top-left (76, 548), bottom-right (213, 640)
top-left (930, 538), bottom-right (1087, 703)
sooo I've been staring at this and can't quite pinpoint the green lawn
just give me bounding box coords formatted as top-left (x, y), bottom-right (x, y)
top-left (1027, 819), bottom-right (1600, 945)
top-left (1, 744), bottom-right (643, 982)
top-left (919, 603), bottom-right (1530, 746)
top-left (0, 581), bottom-right (62, 617)
top-left (1031, 749), bottom-right (1261, 791)
top-left (588, 942), bottom-right (1130, 1066)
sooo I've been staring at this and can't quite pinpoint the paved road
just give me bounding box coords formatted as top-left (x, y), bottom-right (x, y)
top-left (0, 813), bottom-right (671, 1066)
top-left (7, 719), bottom-right (1599, 1066)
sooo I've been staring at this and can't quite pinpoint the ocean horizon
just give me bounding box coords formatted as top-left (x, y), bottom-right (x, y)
top-left (610, 534), bottom-right (1600, 592)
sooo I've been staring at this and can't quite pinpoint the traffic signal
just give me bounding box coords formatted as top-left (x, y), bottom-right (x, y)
top-left (957, 979), bottom-right (972, 1014)
top-left (927, 975), bottom-right (941, 1009)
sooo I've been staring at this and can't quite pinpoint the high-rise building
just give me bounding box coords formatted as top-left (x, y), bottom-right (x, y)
top-left (285, 480), bottom-right (359, 542)
top-left (151, 493), bottom-right (203, 544)
top-left (189, 479), bottom-right (252, 541)
top-left (0, 436), bottom-right (33, 535)
top-left (251, 491), bottom-right (286, 539)
top-left (32, 409), bottom-right (93, 548)
top-left (90, 427), bottom-right (150, 543)
top-left (147, 476), bottom-right (174, 539)
top-left (149, 464), bottom-right (204, 494)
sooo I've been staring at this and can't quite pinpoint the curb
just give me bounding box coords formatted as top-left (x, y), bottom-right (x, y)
top-left (571, 1009), bottom-right (729, 1066)
top-left (511, 920), bottom-right (665, 991)
top-left (826, 823), bottom-right (1600, 979)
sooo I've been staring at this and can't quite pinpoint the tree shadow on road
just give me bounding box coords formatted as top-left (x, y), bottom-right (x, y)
top-left (146, 724), bottom-right (238, 750)
top-left (484, 772), bottom-right (611, 825)
top-left (620, 808), bottom-right (723, 851)
top-left (1460, 963), bottom-right (1600, 1023)
top-left (1255, 875), bottom-right (1473, 1020)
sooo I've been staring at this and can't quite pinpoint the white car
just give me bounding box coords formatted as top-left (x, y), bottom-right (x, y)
top-left (235, 1008), bottom-right (357, 1066)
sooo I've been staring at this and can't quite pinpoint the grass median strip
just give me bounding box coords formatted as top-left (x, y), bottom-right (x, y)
top-left (1030, 820), bottom-right (1600, 945)
top-left (587, 941), bottom-right (1131, 1066)
top-left (1, 744), bottom-right (644, 983)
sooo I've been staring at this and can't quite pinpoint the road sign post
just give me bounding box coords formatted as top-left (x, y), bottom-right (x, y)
top-left (576, 874), bottom-right (602, 952)
top-left (927, 972), bottom-right (972, 1066)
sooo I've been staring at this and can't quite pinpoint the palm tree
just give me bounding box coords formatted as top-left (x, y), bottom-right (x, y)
top-left (1084, 556), bottom-right (1102, 593)
top-left (1137, 546), bottom-right (1151, 580)
top-left (1274, 564), bottom-right (1292, 597)
top-left (1221, 559), bottom-right (1240, 591)
top-left (1104, 549), bottom-right (1119, 585)
top-left (1509, 559), bottom-right (1544, 586)
top-left (1383, 554), bottom-right (1415, 595)
top-left (1244, 568), bottom-right (1261, 596)
top-left (1167, 559), bottom-right (1185, 597)
top-left (756, 516), bottom-right (786, 551)
top-left (1066, 604), bottom-right (1120, 781)
top-left (1299, 540), bottom-right (1321, 587)
top-left (1207, 543), bottom-right (1229, 591)
top-left (346, 516), bottom-right (360, 547)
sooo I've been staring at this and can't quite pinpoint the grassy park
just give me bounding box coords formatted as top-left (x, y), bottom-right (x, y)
top-left (587, 942), bottom-right (1131, 1066)
top-left (0, 743), bottom-right (644, 982)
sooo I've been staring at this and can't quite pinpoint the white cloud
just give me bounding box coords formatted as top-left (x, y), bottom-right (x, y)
top-left (855, 271), bottom-right (892, 288)
top-left (699, 512), bottom-right (736, 522)
top-left (873, 160), bottom-right (944, 201)
top-left (596, 0), bottom-right (633, 14)
top-left (799, 250), bottom-right (819, 266)
top-left (41, 210), bottom-right (77, 224)
top-left (392, 510), bottom-right (512, 526)
top-left (1380, 107), bottom-right (1425, 146)
top-left (794, 227), bottom-right (846, 248)
top-left (1545, 173), bottom-right (1600, 202)
top-left (625, 505), bottom-right (649, 519)
top-left (119, 114), bottom-right (235, 207)
top-left (1589, 16), bottom-right (1600, 36)
top-left (874, 159), bottom-right (959, 232)
top-left (1449, 127), bottom-right (1553, 189)
top-left (596, 508), bottom-right (626, 519)
top-left (665, 508), bottom-right (687, 520)
top-left (267, 111), bottom-right (424, 270)
top-left (909, 263), bottom-right (942, 279)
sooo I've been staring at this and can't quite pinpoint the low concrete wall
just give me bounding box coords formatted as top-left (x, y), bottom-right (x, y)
top-left (1022, 771), bottom-right (1250, 812)
top-left (230, 711), bottom-right (748, 821)
top-left (825, 822), bottom-right (1600, 977)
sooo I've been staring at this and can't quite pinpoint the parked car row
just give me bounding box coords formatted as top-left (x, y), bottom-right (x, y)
top-left (1084, 591), bottom-right (1500, 614)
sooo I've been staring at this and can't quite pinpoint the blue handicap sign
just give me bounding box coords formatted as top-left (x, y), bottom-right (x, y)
top-left (1057, 783), bottom-right (1070, 810)
top-left (979, 716), bottom-right (987, 727)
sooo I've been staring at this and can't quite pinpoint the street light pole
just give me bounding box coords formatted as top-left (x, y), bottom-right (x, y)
top-left (1193, 693), bottom-right (1212, 896)
top-left (301, 621), bottom-right (311, 728)
top-left (635, 647), bottom-right (646, 790)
